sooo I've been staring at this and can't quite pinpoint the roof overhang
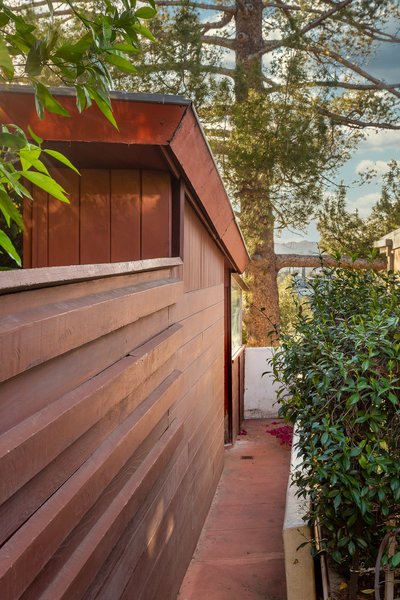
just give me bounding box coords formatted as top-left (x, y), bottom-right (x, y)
top-left (0, 86), bottom-right (249, 273)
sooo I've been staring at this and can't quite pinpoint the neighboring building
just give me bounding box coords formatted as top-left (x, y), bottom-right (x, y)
top-left (0, 87), bottom-right (249, 599)
top-left (374, 227), bottom-right (400, 272)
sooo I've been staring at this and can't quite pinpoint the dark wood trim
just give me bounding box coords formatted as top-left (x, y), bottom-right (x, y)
top-left (224, 265), bottom-right (233, 444)
top-left (171, 179), bottom-right (185, 260)
top-left (159, 147), bottom-right (181, 179)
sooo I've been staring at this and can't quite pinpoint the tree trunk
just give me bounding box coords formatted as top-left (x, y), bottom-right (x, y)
top-left (235, 0), bottom-right (264, 99)
top-left (244, 224), bottom-right (280, 347)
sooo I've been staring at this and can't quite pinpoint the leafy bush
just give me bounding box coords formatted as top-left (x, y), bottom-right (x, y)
top-left (271, 267), bottom-right (400, 597)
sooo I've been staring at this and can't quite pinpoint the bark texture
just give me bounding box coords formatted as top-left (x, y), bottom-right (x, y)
top-left (275, 254), bottom-right (386, 271)
top-left (234, 0), bottom-right (264, 100)
top-left (244, 224), bottom-right (280, 347)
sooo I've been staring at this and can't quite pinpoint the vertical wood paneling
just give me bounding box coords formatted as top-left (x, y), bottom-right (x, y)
top-left (48, 169), bottom-right (80, 266)
top-left (23, 169), bottom-right (174, 267)
top-left (80, 169), bottom-right (110, 264)
top-left (141, 171), bottom-right (171, 259)
top-left (184, 202), bottom-right (224, 292)
top-left (111, 170), bottom-right (140, 262)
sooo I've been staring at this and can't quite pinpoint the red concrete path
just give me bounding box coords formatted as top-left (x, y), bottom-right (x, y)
top-left (177, 419), bottom-right (291, 600)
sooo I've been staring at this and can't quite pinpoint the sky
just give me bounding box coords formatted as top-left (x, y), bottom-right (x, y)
top-left (280, 35), bottom-right (400, 243)
top-left (199, 4), bottom-right (400, 245)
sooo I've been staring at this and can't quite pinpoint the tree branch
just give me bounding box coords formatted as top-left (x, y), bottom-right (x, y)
top-left (139, 62), bottom-right (236, 79)
top-left (262, 77), bottom-right (400, 93)
top-left (254, 0), bottom-right (352, 58)
top-left (302, 80), bottom-right (400, 92)
top-left (201, 35), bottom-right (236, 50)
top-left (316, 106), bottom-right (400, 130)
top-left (307, 45), bottom-right (400, 100)
top-left (202, 11), bottom-right (234, 34)
top-left (155, 1), bottom-right (234, 12)
top-left (281, 0), bottom-right (352, 37)
top-left (274, 253), bottom-right (386, 271)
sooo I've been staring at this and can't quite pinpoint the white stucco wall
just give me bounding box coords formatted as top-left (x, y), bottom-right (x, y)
top-left (244, 347), bottom-right (281, 418)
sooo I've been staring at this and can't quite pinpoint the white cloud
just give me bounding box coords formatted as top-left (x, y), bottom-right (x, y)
top-left (356, 159), bottom-right (391, 176)
top-left (360, 130), bottom-right (400, 152)
top-left (348, 192), bottom-right (380, 218)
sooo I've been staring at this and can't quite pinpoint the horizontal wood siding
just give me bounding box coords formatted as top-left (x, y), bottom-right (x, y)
top-left (0, 201), bottom-right (225, 599)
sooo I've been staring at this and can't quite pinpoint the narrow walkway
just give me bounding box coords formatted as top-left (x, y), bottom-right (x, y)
top-left (178, 419), bottom-right (291, 600)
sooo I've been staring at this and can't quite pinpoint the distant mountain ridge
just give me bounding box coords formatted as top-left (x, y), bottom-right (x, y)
top-left (274, 240), bottom-right (320, 255)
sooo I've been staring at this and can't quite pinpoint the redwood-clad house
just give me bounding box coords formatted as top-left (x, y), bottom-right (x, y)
top-left (0, 87), bottom-right (249, 599)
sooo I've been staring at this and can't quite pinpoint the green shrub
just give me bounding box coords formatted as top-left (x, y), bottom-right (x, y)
top-left (271, 267), bottom-right (400, 596)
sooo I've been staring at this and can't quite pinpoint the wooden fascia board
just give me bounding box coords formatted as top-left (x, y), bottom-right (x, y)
top-left (0, 88), bottom-right (187, 146)
top-left (168, 107), bottom-right (249, 274)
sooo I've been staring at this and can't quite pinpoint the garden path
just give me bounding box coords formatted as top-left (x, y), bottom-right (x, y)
top-left (177, 419), bottom-right (291, 600)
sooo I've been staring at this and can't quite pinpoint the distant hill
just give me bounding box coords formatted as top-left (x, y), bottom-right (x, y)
top-left (274, 240), bottom-right (320, 255)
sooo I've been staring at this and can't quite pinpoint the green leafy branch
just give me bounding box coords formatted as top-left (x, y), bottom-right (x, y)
top-left (0, 0), bottom-right (157, 266)
top-left (0, 124), bottom-right (79, 265)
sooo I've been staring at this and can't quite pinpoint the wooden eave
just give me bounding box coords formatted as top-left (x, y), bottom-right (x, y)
top-left (0, 86), bottom-right (249, 273)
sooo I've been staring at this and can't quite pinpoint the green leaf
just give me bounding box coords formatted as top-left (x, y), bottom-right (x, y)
top-left (25, 41), bottom-right (43, 76)
top-left (321, 431), bottom-right (329, 445)
top-left (0, 230), bottom-right (21, 266)
top-left (43, 149), bottom-right (80, 174)
top-left (135, 6), bottom-right (156, 18)
top-left (333, 494), bottom-right (341, 510)
top-left (346, 393), bottom-right (360, 408)
top-left (21, 171), bottom-right (69, 203)
top-left (87, 87), bottom-right (118, 130)
top-left (391, 552), bottom-right (400, 568)
top-left (55, 34), bottom-right (92, 61)
top-left (27, 126), bottom-right (43, 145)
top-left (0, 190), bottom-right (23, 228)
top-left (35, 83), bottom-right (70, 119)
top-left (0, 163), bottom-right (32, 199)
top-left (105, 51), bottom-right (137, 73)
top-left (112, 42), bottom-right (139, 53)
top-left (0, 35), bottom-right (14, 79)
top-left (347, 512), bottom-right (357, 527)
top-left (358, 455), bottom-right (368, 470)
top-left (349, 446), bottom-right (362, 457)
top-left (0, 132), bottom-right (26, 150)
top-left (34, 90), bottom-right (44, 120)
top-left (75, 84), bottom-right (89, 113)
top-left (132, 23), bottom-right (156, 41)
top-left (19, 146), bottom-right (45, 173)
top-left (332, 550), bottom-right (342, 564)
top-left (0, 13), bottom-right (10, 28)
